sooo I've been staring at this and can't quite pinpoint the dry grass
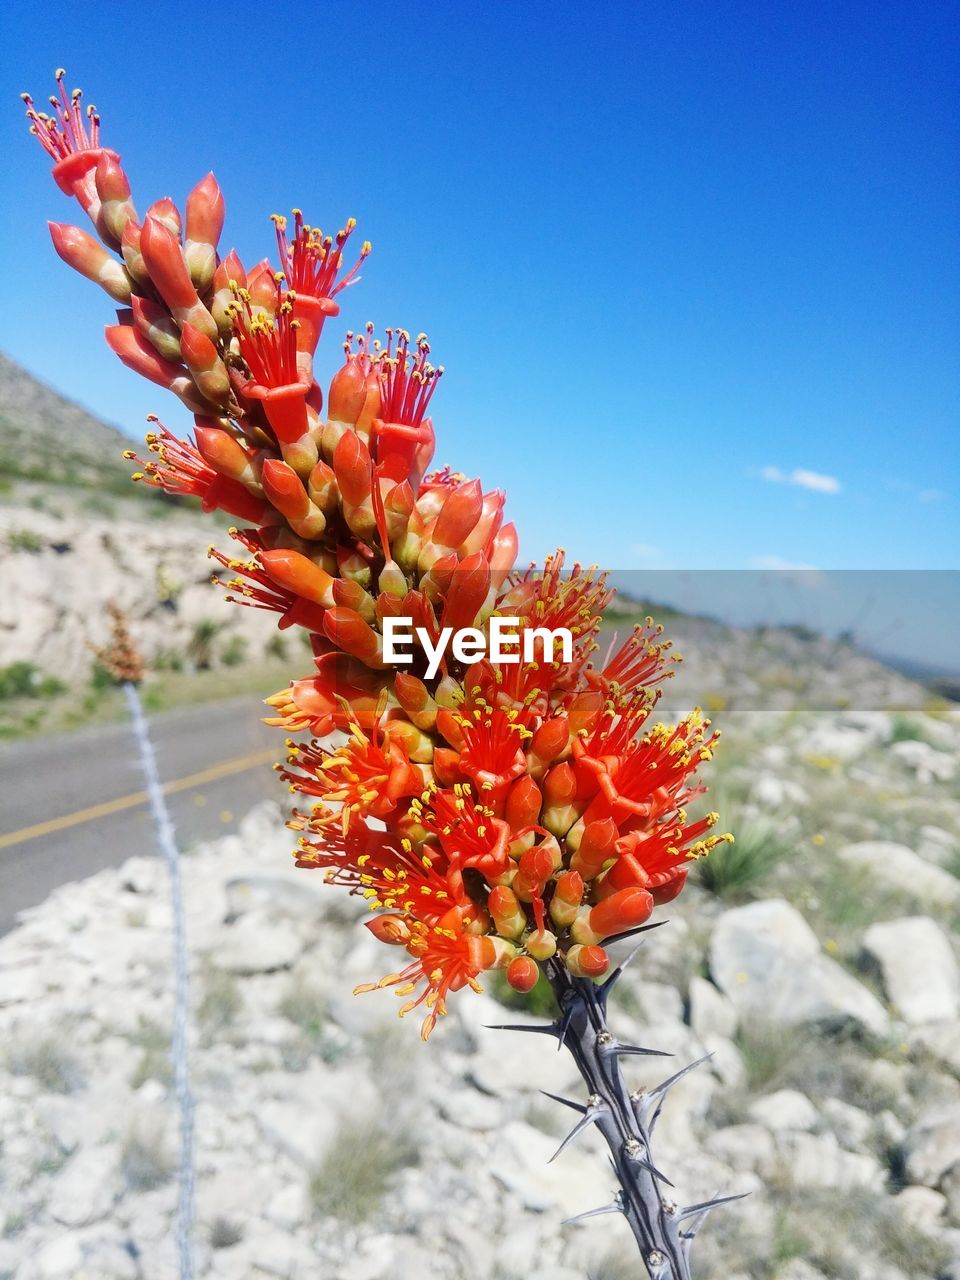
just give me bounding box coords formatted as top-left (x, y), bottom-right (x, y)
top-left (308, 1119), bottom-right (419, 1222)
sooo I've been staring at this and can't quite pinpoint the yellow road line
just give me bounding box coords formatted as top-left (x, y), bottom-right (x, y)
top-left (0, 748), bottom-right (277, 851)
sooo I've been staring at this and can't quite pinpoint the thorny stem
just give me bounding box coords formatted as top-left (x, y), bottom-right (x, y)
top-left (543, 957), bottom-right (699, 1280)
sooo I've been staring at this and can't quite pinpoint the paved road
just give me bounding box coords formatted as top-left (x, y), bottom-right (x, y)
top-left (0, 698), bottom-right (285, 934)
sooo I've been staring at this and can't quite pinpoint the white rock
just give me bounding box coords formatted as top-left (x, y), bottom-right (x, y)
top-left (688, 975), bottom-right (737, 1040)
top-left (774, 1261), bottom-right (830, 1280)
top-left (487, 1121), bottom-right (610, 1214)
top-left (891, 739), bottom-right (956, 783)
top-left (772, 1131), bottom-right (885, 1190)
top-left (33, 1234), bottom-right (84, 1278)
top-left (264, 1180), bottom-right (309, 1231)
top-left (700, 1033), bottom-right (746, 1087)
top-left (839, 841), bottom-right (960, 907)
top-left (224, 873), bottom-right (326, 921)
top-left (821, 1097), bottom-right (874, 1151)
top-left (905, 1106), bottom-right (960, 1187)
top-left (748, 1089), bottom-right (818, 1133)
top-left (49, 1145), bottom-right (119, 1226)
top-left (863, 917), bottom-right (960, 1024)
top-left (909, 1020), bottom-right (960, 1074)
top-left (212, 913), bottom-right (304, 975)
top-left (918, 825), bottom-right (959, 867)
top-left (705, 1123), bottom-right (776, 1176)
top-left (897, 1185), bottom-right (947, 1231)
top-left (709, 899), bottom-right (889, 1036)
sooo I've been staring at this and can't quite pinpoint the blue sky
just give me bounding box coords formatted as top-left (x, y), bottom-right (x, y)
top-left (1, 0), bottom-right (957, 573)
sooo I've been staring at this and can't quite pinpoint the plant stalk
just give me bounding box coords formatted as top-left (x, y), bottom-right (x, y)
top-left (544, 959), bottom-right (696, 1280)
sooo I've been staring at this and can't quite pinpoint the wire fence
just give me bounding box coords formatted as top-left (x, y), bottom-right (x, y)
top-left (124, 681), bottom-right (195, 1280)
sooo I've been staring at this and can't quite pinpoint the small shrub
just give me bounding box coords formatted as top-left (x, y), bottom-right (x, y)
top-left (187, 618), bottom-right (224, 670)
top-left (209, 1216), bottom-right (244, 1249)
top-left (121, 1122), bottom-right (174, 1191)
top-left (889, 714), bottom-right (928, 744)
top-left (220, 634), bottom-right (248, 667)
top-left (129, 1018), bottom-right (173, 1088)
top-left (197, 968), bottom-right (243, 1035)
top-left (0, 661), bottom-right (64, 701)
top-left (152, 648), bottom-right (184, 673)
top-left (6, 528), bottom-right (43, 554)
top-left (308, 1119), bottom-right (418, 1221)
top-left (697, 814), bottom-right (792, 899)
top-left (6, 1034), bottom-right (84, 1094)
top-left (265, 633), bottom-right (288, 661)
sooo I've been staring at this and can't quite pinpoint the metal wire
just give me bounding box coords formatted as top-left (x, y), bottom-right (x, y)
top-left (124, 682), bottom-right (195, 1280)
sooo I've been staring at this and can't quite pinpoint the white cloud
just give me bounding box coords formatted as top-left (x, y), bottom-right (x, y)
top-left (751, 554), bottom-right (821, 574)
top-left (758, 466), bottom-right (842, 495)
top-left (790, 469), bottom-right (841, 494)
top-left (918, 488), bottom-right (946, 504)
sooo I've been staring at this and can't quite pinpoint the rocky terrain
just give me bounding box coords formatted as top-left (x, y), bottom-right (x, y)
top-left (0, 624), bottom-right (958, 1280)
top-left (0, 350), bottom-right (281, 726)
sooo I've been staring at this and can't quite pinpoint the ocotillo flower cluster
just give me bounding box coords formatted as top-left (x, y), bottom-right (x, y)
top-left (22, 72), bottom-right (731, 1042)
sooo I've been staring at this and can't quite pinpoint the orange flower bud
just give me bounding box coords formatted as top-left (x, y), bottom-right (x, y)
top-left (261, 458), bottom-right (325, 538)
top-left (48, 222), bottom-right (132, 302)
top-left (184, 172), bottom-right (224, 290)
top-left (104, 325), bottom-right (207, 412)
top-left (211, 250), bottom-right (246, 332)
top-left (506, 774), bottom-right (542, 832)
top-left (94, 152), bottom-right (137, 244)
top-left (130, 296), bottom-right (181, 362)
top-left (570, 817), bottom-right (618, 880)
top-left (333, 577), bottom-right (376, 623)
top-left (147, 196), bottom-right (182, 239)
top-left (180, 322), bottom-right (231, 404)
top-left (506, 955), bottom-right (540, 993)
top-left (525, 928), bottom-right (558, 961)
top-left (514, 843), bottom-right (555, 903)
top-left (549, 870), bottom-right (583, 928)
top-left (333, 429), bottom-right (372, 506)
top-left (193, 424), bottom-right (257, 486)
top-left (489, 521), bottom-right (519, 587)
top-left (565, 944), bottom-right (609, 979)
top-left (529, 716), bottom-right (569, 775)
top-left (587, 887), bottom-right (654, 940)
top-left (323, 606), bottom-right (385, 668)
top-left (259, 549), bottom-right (335, 609)
top-left (442, 552), bottom-right (491, 633)
top-left (394, 673), bottom-right (438, 732)
top-left (140, 213), bottom-right (217, 340)
top-left (365, 914), bottom-right (411, 945)
top-left (307, 461), bottom-right (338, 513)
top-left (488, 885), bottom-right (527, 939)
top-left (120, 219), bottom-right (149, 287)
top-left (542, 761), bottom-right (580, 838)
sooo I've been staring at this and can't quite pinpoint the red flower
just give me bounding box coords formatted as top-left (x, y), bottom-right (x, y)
top-left (24, 70), bottom-right (730, 1038)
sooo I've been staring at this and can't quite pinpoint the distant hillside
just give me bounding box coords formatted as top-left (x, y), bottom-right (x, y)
top-left (0, 350), bottom-right (134, 491)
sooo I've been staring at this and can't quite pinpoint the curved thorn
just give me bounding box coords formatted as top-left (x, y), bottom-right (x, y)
top-left (540, 1089), bottom-right (587, 1114)
top-left (634, 1155), bottom-right (675, 1188)
top-left (557, 1001), bottom-right (576, 1051)
top-left (549, 1108), bottom-right (601, 1163)
top-left (610, 1043), bottom-right (674, 1058)
top-left (675, 1191), bottom-right (749, 1223)
top-left (562, 1198), bottom-right (623, 1226)
top-left (602, 918), bottom-right (668, 948)
top-left (484, 1022), bottom-right (558, 1036)
top-left (596, 942), bottom-right (646, 1009)
top-left (647, 1052), bottom-right (714, 1098)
